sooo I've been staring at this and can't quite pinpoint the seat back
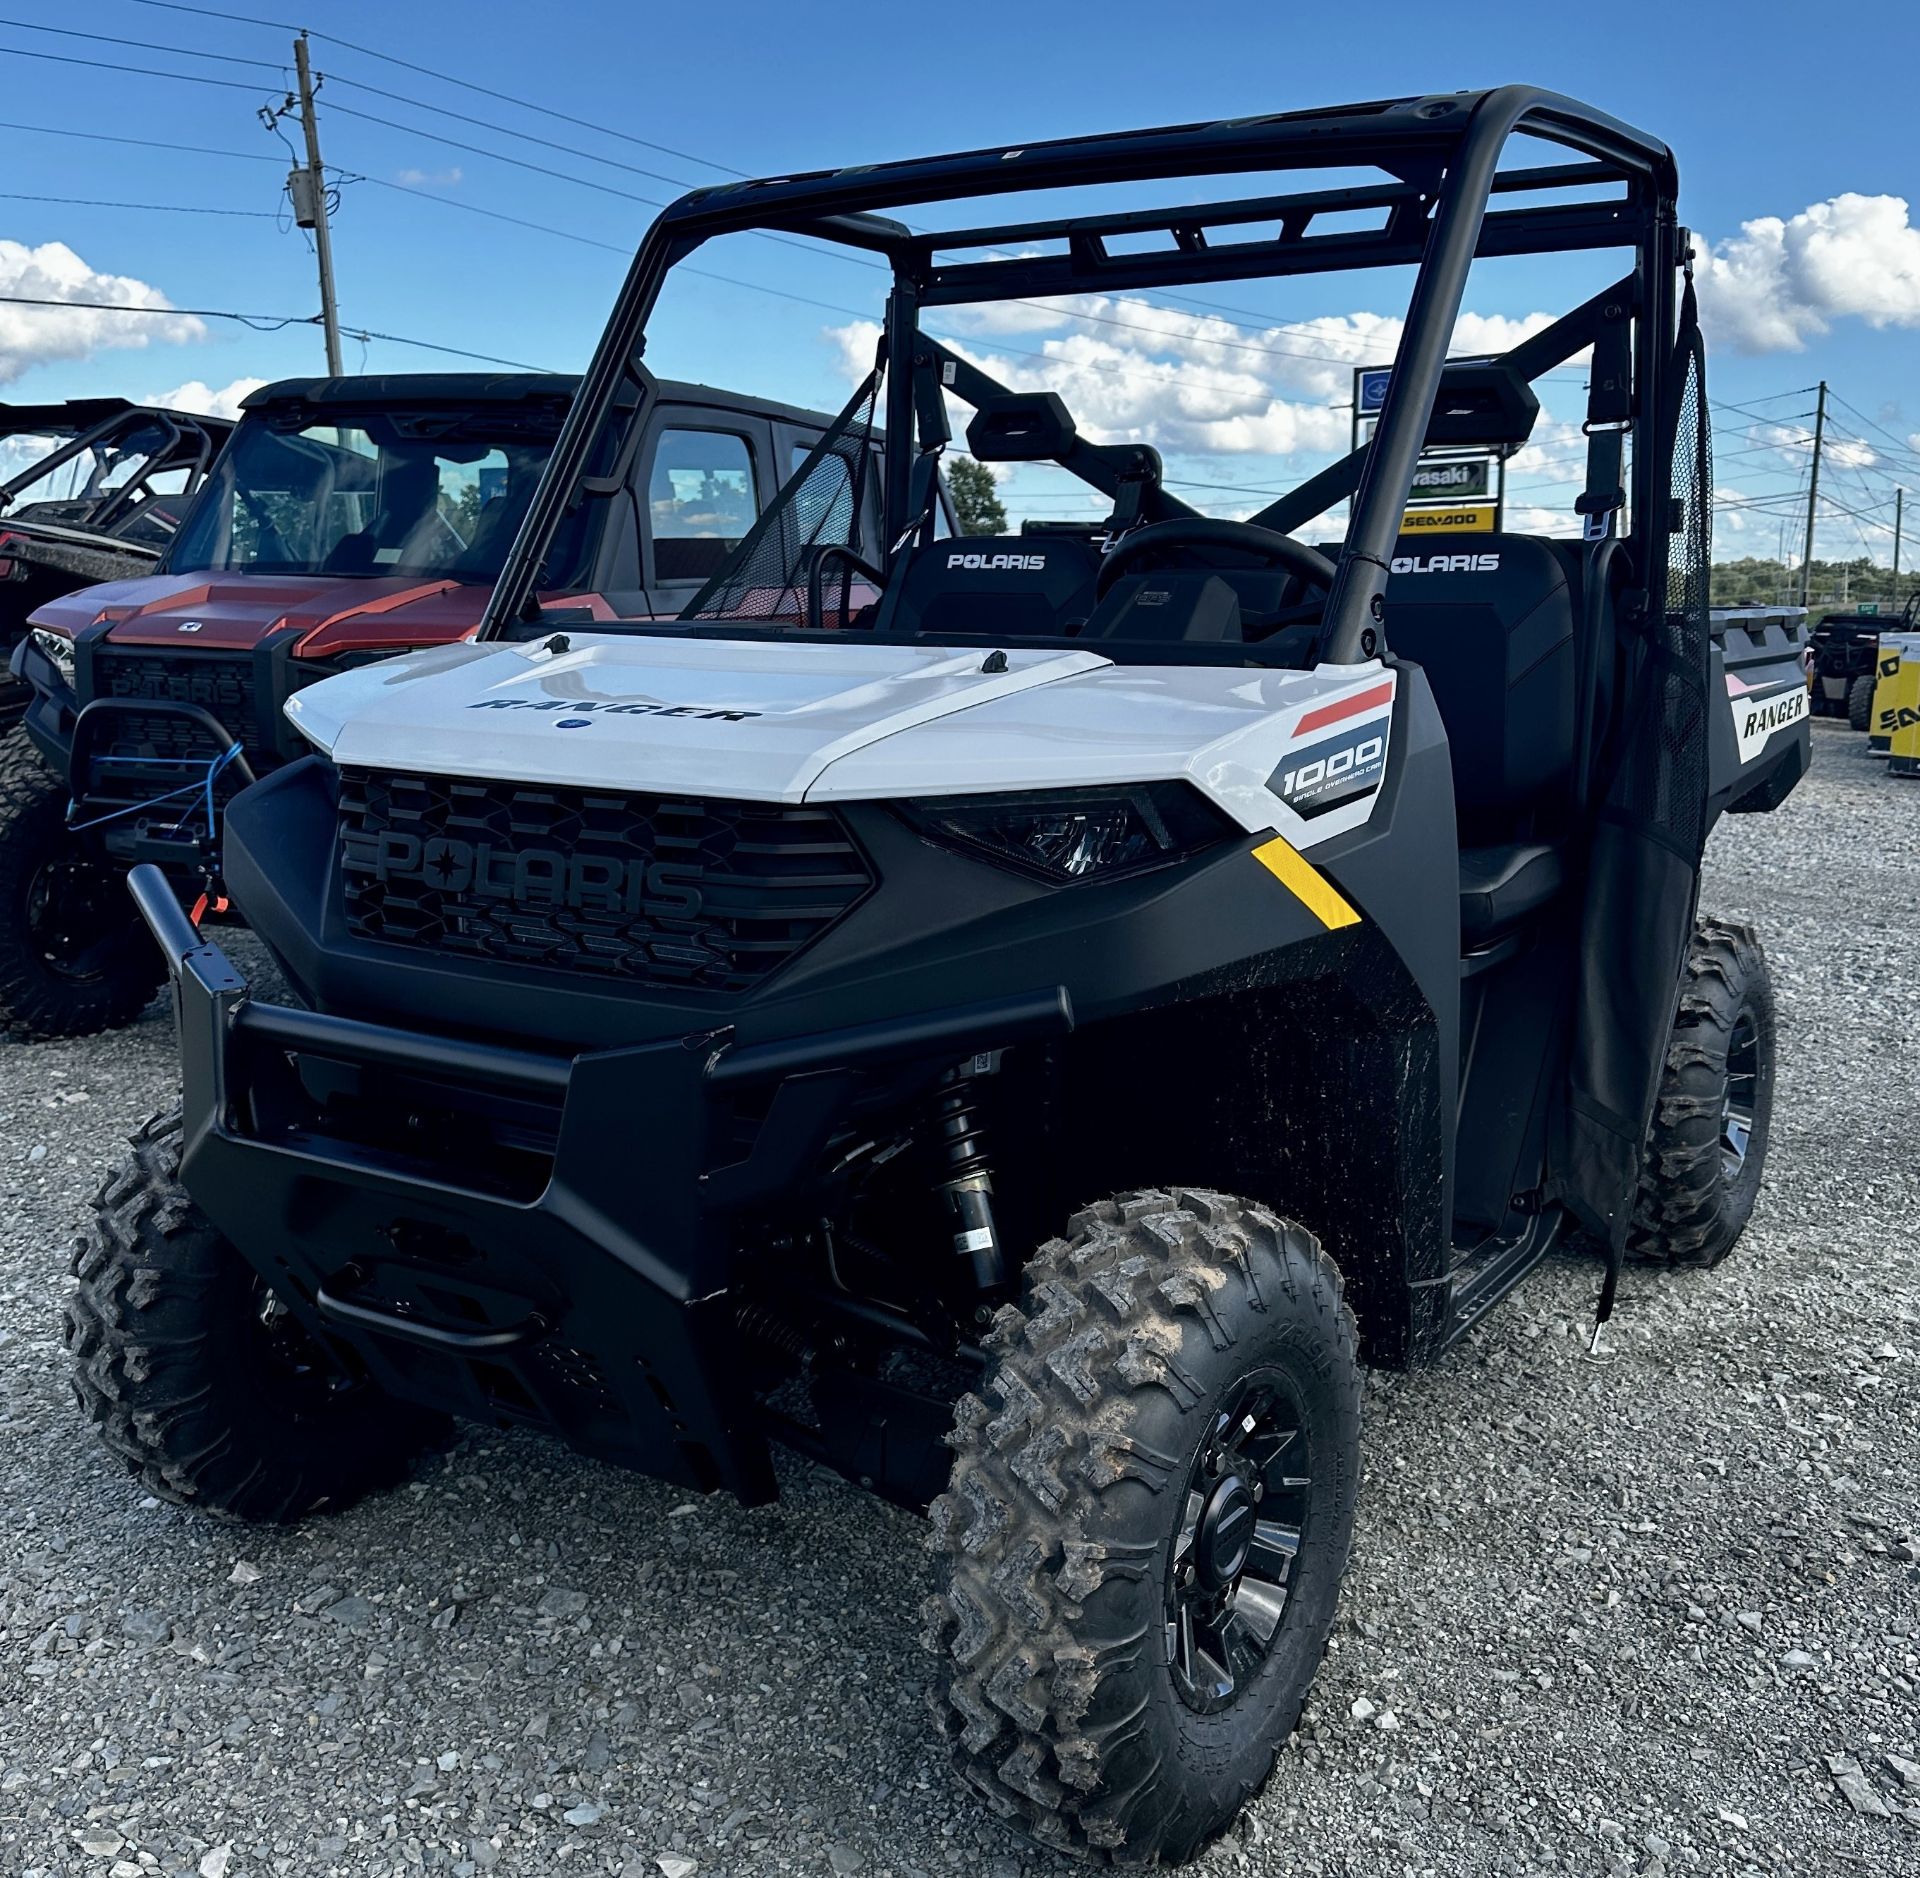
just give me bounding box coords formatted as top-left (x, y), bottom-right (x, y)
top-left (881, 534), bottom-right (1102, 639)
top-left (1384, 534), bottom-right (1578, 844)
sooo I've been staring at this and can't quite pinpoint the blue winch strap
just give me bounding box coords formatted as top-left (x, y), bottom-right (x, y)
top-left (67, 743), bottom-right (244, 835)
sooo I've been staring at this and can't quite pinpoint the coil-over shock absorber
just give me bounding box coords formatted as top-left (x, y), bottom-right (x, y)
top-left (933, 1054), bottom-right (1006, 1293)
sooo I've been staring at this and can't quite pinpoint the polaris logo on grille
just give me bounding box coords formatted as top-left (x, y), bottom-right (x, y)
top-left (341, 830), bottom-right (704, 918)
top-left (946, 551), bottom-right (1046, 572)
top-left (467, 698), bottom-right (761, 721)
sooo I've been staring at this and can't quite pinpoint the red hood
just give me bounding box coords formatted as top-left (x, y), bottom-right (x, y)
top-left (28, 570), bottom-right (503, 658)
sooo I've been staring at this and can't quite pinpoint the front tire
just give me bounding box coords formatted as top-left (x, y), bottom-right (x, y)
top-left (0, 729), bottom-right (164, 1040)
top-left (66, 1108), bottom-right (448, 1521)
top-left (1848, 674), bottom-right (1877, 731)
top-left (924, 1189), bottom-right (1361, 1865)
top-left (1627, 918), bottom-right (1776, 1268)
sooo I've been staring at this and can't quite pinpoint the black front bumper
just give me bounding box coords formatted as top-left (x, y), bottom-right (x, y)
top-left (18, 621), bottom-right (336, 879)
top-left (130, 865), bottom-right (1072, 1503)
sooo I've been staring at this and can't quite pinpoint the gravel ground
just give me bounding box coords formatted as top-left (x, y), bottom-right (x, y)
top-left (1, 717), bottom-right (1915, 1878)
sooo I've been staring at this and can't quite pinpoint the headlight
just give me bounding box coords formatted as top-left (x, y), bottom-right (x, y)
top-left (903, 783), bottom-right (1235, 884)
top-left (29, 627), bottom-right (75, 682)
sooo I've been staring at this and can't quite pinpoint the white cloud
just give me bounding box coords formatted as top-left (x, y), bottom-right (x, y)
top-left (1749, 419), bottom-right (1876, 471)
top-left (146, 376), bottom-right (268, 422)
top-left (1696, 193), bottom-right (1920, 354)
top-left (1713, 486), bottom-right (1754, 536)
top-left (838, 293), bottom-right (1573, 468)
top-left (395, 166), bottom-right (463, 188)
top-left (1505, 503), bottom-right (1580, 540)
top-left (0, 240), bottom-right (205, 386)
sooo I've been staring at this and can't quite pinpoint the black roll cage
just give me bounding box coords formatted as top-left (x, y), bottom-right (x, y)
top-left (0, 401), bottom-right (231, 537)
top-left (482, 87), bottom-right (1682, 664)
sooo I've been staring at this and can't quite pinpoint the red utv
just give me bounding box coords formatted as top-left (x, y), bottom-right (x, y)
top-left (0, 398), bottom-right (231, 723)
top-left (3, 371), bottom-right (882, 1038)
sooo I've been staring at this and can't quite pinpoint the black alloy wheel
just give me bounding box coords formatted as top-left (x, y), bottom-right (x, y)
top-left (1166, 1374), bottom-right (1314, 1715)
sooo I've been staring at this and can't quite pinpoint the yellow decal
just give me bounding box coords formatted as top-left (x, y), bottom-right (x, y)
top-left (1887, 659), bottom-right (1920, 778)
top-left (1252, 834), bottom-right (1361, 930)
top-left (1871, 648), bottom-right (1904, 752)
top-left (1401, 503), bottom-right (1497, 535)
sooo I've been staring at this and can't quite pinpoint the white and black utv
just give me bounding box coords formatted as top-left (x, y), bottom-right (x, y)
top-left (70, 88), bottom-right (1808, 1865)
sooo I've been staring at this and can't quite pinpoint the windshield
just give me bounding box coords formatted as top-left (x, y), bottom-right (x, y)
top-left (168, 407), bottom-right (587, 585)
top-left (1, 421), bottom-right (171, 521)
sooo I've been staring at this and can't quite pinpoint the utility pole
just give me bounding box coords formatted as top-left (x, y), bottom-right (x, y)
top-left (1894, 486), bottom-right (1904, 604)
top-left (264, 35), bottom-right (342, 375)
top-left (1799, 379), bottom-right (1827, 608)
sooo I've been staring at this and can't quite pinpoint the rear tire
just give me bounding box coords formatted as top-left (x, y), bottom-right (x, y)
top-left (924, 1189), bottom-right (1361, 1865)
top-left (1627, 919), bottom-right (1776, 1268)
top-left (1848, 674), bottom-right (1877, 731)
top-left (66, 1107), bottom-right (448, 1521)
top-left (0, 729), bottom-right (164, 1041)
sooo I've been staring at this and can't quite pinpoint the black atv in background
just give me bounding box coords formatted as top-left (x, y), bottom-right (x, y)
top-left (1809, 592), bottom-right (1917, 728)
top-left (0, 400), bottom-right (231, 726)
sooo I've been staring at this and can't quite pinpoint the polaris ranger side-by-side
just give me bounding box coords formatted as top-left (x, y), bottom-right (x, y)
top-left (0, 398), bottom-right (231, 723)
top-left (70, 89), bottom-right (1807, 1864)
top-left (4, 372), bottom-right (884, 1039)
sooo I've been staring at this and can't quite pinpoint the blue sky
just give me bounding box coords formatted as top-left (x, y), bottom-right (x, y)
top-left (5, 0), bottom-right (1919, 568)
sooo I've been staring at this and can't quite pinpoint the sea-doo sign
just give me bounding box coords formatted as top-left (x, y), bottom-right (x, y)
top-left (1400, 503), bottom-right (1497, 535)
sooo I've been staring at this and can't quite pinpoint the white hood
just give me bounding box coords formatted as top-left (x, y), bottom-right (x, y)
top-left (285, 630), bottom-right (1400, 849)
top-left (286, 634), bottom-right (1110, 801)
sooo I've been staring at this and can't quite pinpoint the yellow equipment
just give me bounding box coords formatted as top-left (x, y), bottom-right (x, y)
top-left (1869, 646), bottom-right (1904, 756)
top-left (1886, 654), bottom-right (1920, 779)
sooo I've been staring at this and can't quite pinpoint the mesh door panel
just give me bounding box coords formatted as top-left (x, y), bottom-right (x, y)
top-left (680, 370), bottom-right (881, 625)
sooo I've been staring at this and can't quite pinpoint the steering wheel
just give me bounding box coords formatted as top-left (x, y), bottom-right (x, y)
top-left (1096, 517), bottom-right (1336, 599)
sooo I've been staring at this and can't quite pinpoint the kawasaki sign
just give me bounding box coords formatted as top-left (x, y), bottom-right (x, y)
top-left (1409, 458), bottom-right (1491, 500)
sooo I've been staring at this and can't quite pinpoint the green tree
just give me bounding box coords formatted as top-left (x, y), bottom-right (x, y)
top-left (946, 456), bottom-right (1008, 536)
top-left (1709, 553), bottom-right (1910, 621)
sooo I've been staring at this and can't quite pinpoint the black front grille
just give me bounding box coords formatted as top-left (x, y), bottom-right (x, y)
top-left (92, 650), bottom-right (262, 761)
top-left (338, 768), bottom-right (873, 992)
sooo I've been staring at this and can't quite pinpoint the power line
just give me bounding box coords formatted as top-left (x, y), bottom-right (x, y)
top-left (320, 99), bottom-right (670, 213)
top-left (0, 293), bottom-right (552, 371)
top-left (116, 1), bottom-right (1596, 382)
top-left (0, 117), bottom-right (282, 164)
top-left (335, 323), bottom-right (552, 372)
top-left (0, 292), bottom-right (309, 330)
top-left (130, 0), bottom-right (751, 178)
top-left (320, 71), bottom-right (710, 195)
top-left (73, 12), bottom-right (1594, 391)
top-left (1826, 388), bottom-right (1920, 471)
top-left (33, 12), bottom-right (1850, 489)
top-left (0, 40), bottom-right (270, 91)
top-left (127, 0), bottom-right (291, 21)
top-left (0, 191), bottom-right (276, 217)
top-left (0, 16), bottom-right (285, 71)
top-left (336, 172), bottom-right (628, 255)
top-left (1710, 387), bottom-right (1821, 423)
